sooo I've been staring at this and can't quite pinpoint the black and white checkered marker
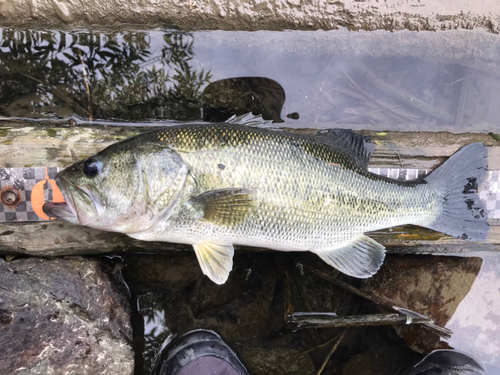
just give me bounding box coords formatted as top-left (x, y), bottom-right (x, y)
top-left (1, 167), bottom-right (499, 222)
top-left (0, 167), bottom-right (63, 222)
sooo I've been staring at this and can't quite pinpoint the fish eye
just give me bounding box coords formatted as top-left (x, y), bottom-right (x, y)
top-left (83, 158), bottom-right (102, 178)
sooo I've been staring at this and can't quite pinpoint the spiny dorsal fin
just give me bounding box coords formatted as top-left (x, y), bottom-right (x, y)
top-left (225, 112), bottom-right (275, 128)
top-left (193, 242), bottom-right (234, 284)
top-left (315, 129), bottom-right (375, 167)
top-left (314, 234), bottom-right (385, 278)
top-left (188, 188), bottom-right (253, 227)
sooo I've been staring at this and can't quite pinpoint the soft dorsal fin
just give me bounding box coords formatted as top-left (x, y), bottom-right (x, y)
top-left (313, 234), bottom-right (385, 278)
top-left (315, 129), bottom-right (375, 167)
top-left (193, 242), bottom-right (234, 284)
top-left (188, 188), bottom-right (253, 227)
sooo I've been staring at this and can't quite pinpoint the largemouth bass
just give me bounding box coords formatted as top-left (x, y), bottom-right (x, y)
top-left (43, 115), bottom-right (489, 284)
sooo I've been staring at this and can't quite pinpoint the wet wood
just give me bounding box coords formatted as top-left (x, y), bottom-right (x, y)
top-left (0, 221), bottom-right (498, 256)
top-left (303, 265), bottom-right (453, 338)
top-left (0, 120), bottom-right (499, 169)
top-left (0, 121), bottom-right (499, 256)
top-left (287, 312), bottom-right (433, 329)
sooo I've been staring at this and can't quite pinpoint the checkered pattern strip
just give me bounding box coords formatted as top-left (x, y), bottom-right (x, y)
top-left (478, 171), bottom-right (500, 220)
top-left (1, 167), bottom-right (499, 222)
top-left (0, 167), bottom-right (62, 222)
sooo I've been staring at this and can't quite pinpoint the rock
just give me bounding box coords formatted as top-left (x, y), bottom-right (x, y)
top-left (361, 255), bottom-right (483, 353)
top-left (0, 256), bottom-right (134, 375)
top-left (340, 328), bottom-right (421, 375)
top-left (130, 252), bottom-right (363, 374)
top-left (129, 253), bottom-right (279, 343)
top-left (189, 253), bottom-right (278, 343)
top-left (239, 346), bottom-right (315, 375)
top-left (201, 77), bottom-right (285, 123)
top-left (122, 253), bottom-right (202, 293)
top-left (130, 253), bottom-right (280, 372)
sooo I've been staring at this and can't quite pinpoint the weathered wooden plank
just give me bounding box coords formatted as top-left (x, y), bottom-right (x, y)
top-left (0, 122), bottom-right (144, 168)
top-left (0, 121), bottom-right (499, 169)
top-left (0, 222), bottom-right (185, 256)
top-left (0, 122), bottom-right (499, 256)
top-left (0, 221), bottom-right (498, 256)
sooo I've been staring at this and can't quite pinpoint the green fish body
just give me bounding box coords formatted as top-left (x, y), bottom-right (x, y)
top-left (44, 115), bottom-right (489, 284)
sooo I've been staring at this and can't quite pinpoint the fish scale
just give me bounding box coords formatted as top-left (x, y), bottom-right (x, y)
top-left (158, 125), bottom-right (436, 248)
top-left (43, 115), bottom-right (489, 284)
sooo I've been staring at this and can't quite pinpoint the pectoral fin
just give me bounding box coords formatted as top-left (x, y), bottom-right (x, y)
top-left (193, 242), bottom-right (234, 284)
top-left (314, 234), bottom-right (385, 278)
top-left (188, 188), bottom-right (253, 226)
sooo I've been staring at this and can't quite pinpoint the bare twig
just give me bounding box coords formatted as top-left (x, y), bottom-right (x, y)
top-left (355, 61), bottom-right (454, 123)
top-left (455, 69), bottom-right (474, 126)
top-left (316, 328), bottom-right (348, 375)
top-left (391, 306), bottom-right (454, 338)
top-left (77, 49), bottom-right (93, 122)
top-left (343, 106), bottom-right (392, 123)
top-left (341, 68), bottom-right (419, 122)
top-left (303, 265), bottom-right (452, 339)
top-left (314, 57), bottom-right (334, 124)
top-left (305, 265), bottom-right (392, 308)
top-left (288, 312), bottom-right (435, 329)
top-left (274, 255), bottom-right (294, 318)
top-left (289, 260), bottom-right (313, 312)
top-left (295, 334), bottom-right (341, 356)
top-left (395, 151), bottom-right (404, 168)
top-left (20, 73), bottom-right (89, 118)
top-left (448, 74), bottom-right (474, 86)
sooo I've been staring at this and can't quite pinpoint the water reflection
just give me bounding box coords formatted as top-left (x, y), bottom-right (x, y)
top-left (137, 292), bottom-right (174, 374)
top-left (1, 29), bottom-right (500, 131)
top-left (0, 29), bottom-right (211, 121)
top-left (202, 77), bottom-right (285, 123)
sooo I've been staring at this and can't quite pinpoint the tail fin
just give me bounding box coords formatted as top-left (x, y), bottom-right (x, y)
top-left (425, 143), bottom-right (489, 241)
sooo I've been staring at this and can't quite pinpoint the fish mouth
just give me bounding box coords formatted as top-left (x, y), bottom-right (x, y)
top-left (42, 177), bottom-right (80, 224)
top-left (42, 177), bottom-right (101, 225)
top-left (43, 201), bottom-right (79, 223)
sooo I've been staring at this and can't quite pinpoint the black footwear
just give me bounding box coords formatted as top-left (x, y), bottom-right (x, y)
top-left (154, 329), bottom-right (249, 375)
top-left (404, 350), bottom-right (486, 375)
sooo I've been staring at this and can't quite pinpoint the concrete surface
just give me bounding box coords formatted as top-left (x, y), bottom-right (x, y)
top-left (0, 0), bottom-right (500, 32)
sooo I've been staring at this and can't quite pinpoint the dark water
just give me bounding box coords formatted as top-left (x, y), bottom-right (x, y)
top-left (1, 28), bottom-right (499, 374)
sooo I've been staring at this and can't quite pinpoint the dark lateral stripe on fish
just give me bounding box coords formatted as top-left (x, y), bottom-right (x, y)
top-left (3, 167), bottom-right (500, 222)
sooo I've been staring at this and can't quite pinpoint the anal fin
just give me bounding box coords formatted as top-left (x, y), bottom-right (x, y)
top-left (193, 242), bottom-right (235, 285)
top-left (314, 234), bottom-right (385, 278)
